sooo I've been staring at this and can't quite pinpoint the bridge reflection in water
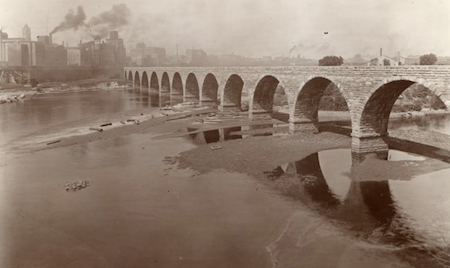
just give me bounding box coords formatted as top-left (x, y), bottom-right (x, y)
top-left (262, 149), bottom-right (447, 249)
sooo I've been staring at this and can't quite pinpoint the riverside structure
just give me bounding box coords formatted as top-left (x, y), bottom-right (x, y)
top-left (124, 66), bottom-right (450, 159)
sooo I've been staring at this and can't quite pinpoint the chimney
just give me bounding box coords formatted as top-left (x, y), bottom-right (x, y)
top-left (397, 51), bottom-right (400, 62)
top-left (380, 48), bottom-right (382, 56)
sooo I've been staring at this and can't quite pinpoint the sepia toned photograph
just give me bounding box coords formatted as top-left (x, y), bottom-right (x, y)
top-left (1, 0), bottom-right (450, 267)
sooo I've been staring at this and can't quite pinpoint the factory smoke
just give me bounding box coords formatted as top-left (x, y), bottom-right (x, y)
top-left (87, 3), bottom-right (130, 38)
top-left (50, 3), bottom-right (130, 38)
top-left (50, 6), bottom-right (86, 35)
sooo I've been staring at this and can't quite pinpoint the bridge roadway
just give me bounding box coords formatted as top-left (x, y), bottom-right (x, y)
top-left (124, 66), bottom-right (450, 158)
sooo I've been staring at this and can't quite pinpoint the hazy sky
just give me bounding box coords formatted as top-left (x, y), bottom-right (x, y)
top-left (1, 0), bottom-right (449, 58)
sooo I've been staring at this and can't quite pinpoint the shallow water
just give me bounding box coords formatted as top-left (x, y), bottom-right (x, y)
top-left (1, 89), bottom-right (450, 267)
top-left (0, 89), bottom-right (156, 146)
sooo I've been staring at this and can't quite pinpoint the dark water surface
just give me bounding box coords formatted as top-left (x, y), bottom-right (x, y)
top-left (1, 90), bottom-right (450, 267)
top-left (264, 149), bottom-right (450, 250)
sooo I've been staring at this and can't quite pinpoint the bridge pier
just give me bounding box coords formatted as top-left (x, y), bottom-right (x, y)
top-left (250, 109), bottom-right (273, 121)
top-left (351, 135), bottom-right (389, 164)
top-left (219, 103), bottom-right (241, 113)
top-left (201, 99), bottom-right (219, 107)
top-left (170, 93), bottom-right (184, 105)
top-left (159, 93), bottom-right (171, 107)
top-left (184, 95), bottom-right (199, 104)
top-left (288, 118), bottom-right (319, 134)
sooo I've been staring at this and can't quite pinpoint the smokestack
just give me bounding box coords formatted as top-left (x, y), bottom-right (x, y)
top-left (380, 48), bottom-right (382, 56)
top-left (397, 51), bottom-right (400, 62)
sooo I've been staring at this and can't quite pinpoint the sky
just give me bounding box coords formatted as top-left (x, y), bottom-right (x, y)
top-left (0, 0), bottom-right (449, 59)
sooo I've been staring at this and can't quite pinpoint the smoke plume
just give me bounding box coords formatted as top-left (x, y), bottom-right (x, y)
top-left (50, 3), bottom-right (130, 39)
top-left (50, 6), bottom-right (86, 35)
top-left (87, 4), bottom-right (130, 38)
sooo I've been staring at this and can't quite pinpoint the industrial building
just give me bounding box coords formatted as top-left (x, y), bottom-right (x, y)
top-left (0, 25), bottom-right (126, 68)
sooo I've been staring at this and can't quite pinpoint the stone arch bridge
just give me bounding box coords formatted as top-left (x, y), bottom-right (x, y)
top-left (124, 66), bottom-right (450, 157)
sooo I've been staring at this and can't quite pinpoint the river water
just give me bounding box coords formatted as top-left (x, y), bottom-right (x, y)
top-left (1, 89), bottom-right (450, 268)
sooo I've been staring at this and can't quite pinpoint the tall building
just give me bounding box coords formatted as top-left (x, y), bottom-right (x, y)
top-left (37, 36), bottom-right (51, 45)
top-left (22, 24), bottom-right (31, 41)
top-left (105, 31), bottom-right (126, 66)
top-left (130, 43), bottom-right (166, 66)
top-left (0, 28), bottom-right (30, 66)
top-left (186, 49), bottom-right (208, 66)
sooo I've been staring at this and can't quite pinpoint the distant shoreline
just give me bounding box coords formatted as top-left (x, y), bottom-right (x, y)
top-left (0, 78), bottom-right (132, 102)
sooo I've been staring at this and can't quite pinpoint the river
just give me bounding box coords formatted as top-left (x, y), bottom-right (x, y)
top-left (1, 89), bottom-right (449, 268)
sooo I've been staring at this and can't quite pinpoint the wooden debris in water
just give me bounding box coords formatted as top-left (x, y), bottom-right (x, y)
top-left (89, 127), bottom-right (103, 132)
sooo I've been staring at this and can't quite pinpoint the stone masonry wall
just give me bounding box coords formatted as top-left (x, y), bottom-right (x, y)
top-left (125, 66), bottom-right (450, 147)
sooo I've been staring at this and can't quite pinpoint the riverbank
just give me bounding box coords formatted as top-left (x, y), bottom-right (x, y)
top-left (0, 78), bottom-right (131, 104)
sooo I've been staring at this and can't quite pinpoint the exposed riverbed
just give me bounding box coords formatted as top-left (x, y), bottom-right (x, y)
top-left (1, 89), bottom-right (450, 268)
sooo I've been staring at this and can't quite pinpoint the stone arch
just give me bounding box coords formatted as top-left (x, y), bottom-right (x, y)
top-left (172, 72), bottom-right (183, 95)
top-left (201, 73), bottom-right (219, 107)
top-left (352, 78), bottom-right (446, 158)
top-left (185, 73), bottom-right (200, 102)
top-left (222, 74), bottom-right (244, 112)
top-left (134, 71), bottom-right (140, 89)
top-left (128, 71), bottom-right (133, 81)
top-left (358, 79), bottom-right (426, 137)
top-left (161, 72), bottom-right (170, 94)
top-left (252, 75), bottom-right (286, 120)
top-left (291, 77), bottom-right (348, 133)
top-left (142, 71), bottom-right (149, 90)
top-left (124, 71), bottom-right (128, 79)
top-left (149, 72), bottom-right (160, 107)
top-left (149, 72), bottom-right (159, 94)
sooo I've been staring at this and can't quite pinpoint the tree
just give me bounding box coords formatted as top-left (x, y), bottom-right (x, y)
top-left (369, 58), bottom-right (378, 66)
top-left (318, 56), bottom-right (344, 66)
top-left (419, 53), bottom-right (437, 65)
